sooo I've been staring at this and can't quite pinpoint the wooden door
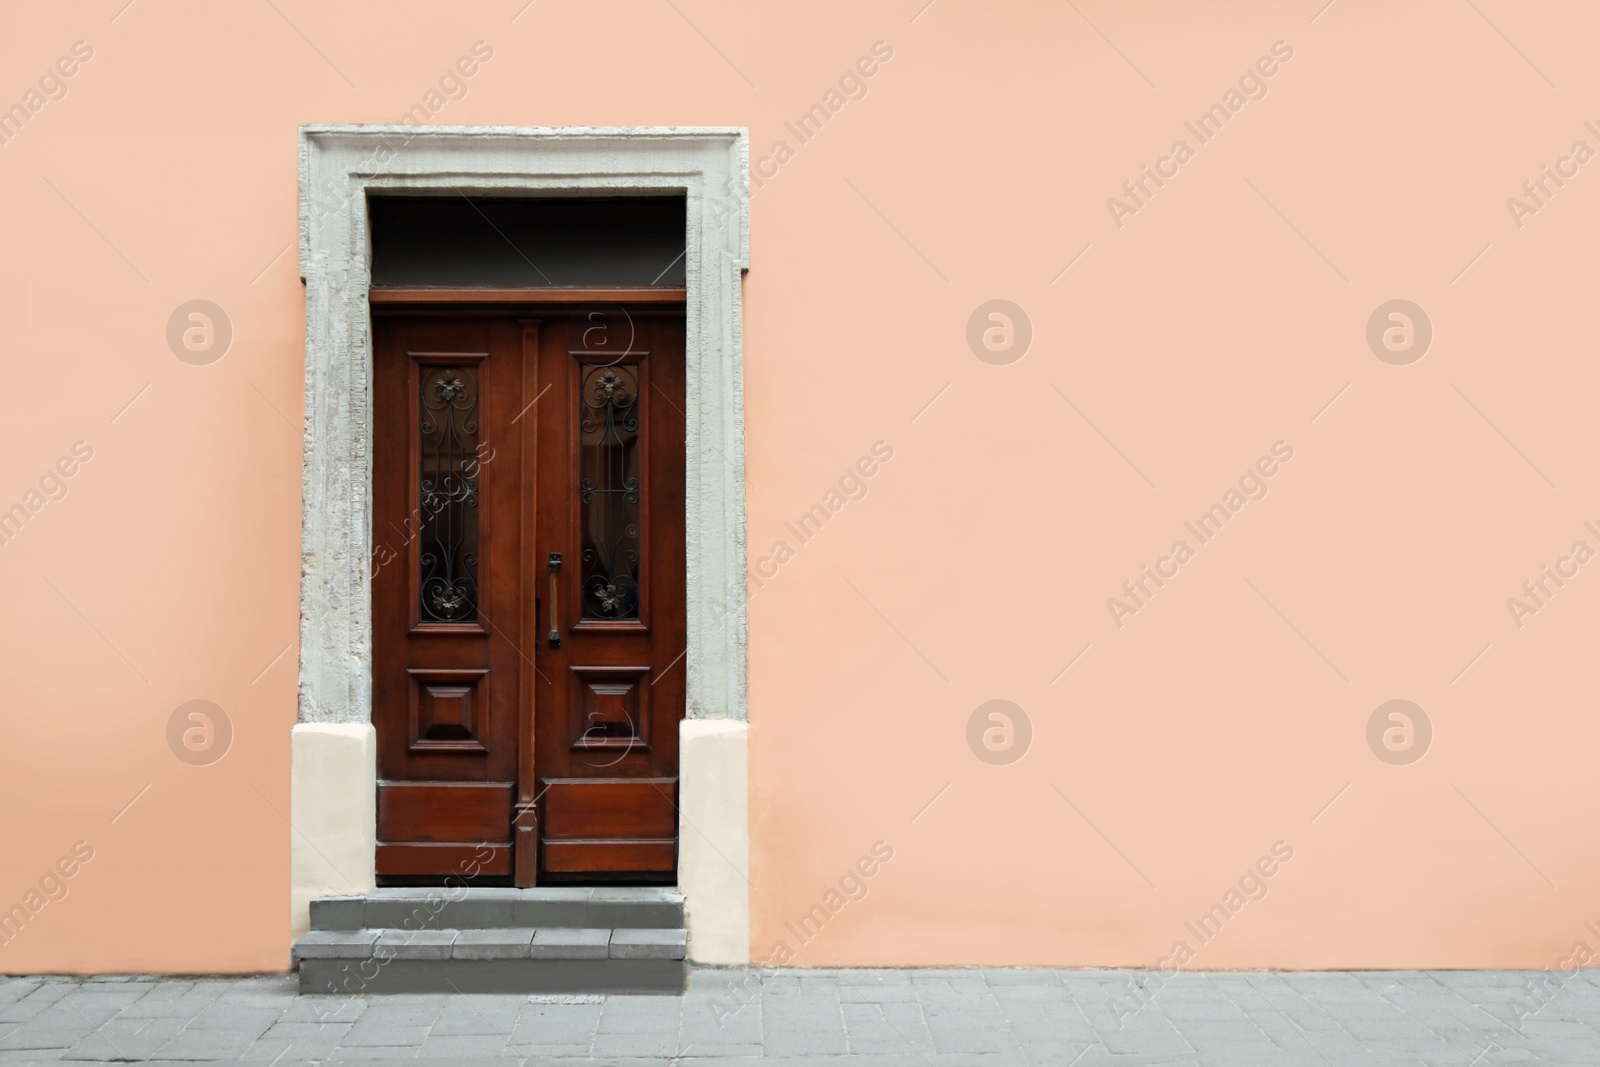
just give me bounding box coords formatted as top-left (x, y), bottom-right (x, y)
top-left (532, 311), bottom-right (686, 882)
top-left (371, 308), bottom-right (686, 885)
top-left (372, 315), bottom-right (528, 879)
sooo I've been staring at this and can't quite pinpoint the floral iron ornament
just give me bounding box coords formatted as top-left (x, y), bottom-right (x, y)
top-left (595, 369), bottom-right (630, 403)
top-left (434, 374), bottom-right (465, 402)
top-left (430, 584), bottom-right (468, 618)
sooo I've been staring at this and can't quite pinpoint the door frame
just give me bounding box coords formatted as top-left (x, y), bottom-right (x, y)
top-left (291, 126), bottom-right (750, 963)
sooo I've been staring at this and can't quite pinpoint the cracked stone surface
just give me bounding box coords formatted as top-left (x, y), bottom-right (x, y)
top-left (0, 968), bottom-right (1594, 1064)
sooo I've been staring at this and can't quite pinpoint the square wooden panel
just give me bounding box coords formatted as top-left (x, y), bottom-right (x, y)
top-left (568, 664), bottom-right (651, 751)
top-left (406, 668), bottom-right (489, 753)
top-left (539, 778), bottom-right (677, 874)
top-left (377, 780), bottom-right (512, 842)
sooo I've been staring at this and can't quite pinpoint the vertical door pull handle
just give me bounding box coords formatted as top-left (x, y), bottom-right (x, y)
top-left (547, 553), bottom-right (562, 648)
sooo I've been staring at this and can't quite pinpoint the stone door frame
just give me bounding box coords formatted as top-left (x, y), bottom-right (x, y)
top-left (292, 125), bottom-right (751, 963)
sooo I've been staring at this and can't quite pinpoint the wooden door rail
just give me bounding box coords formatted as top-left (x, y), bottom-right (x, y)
top-left (369, 287), bottom-right (687, 305)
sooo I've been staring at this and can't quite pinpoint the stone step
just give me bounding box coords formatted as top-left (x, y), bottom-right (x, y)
top-left (292, 927), bottom-right (686, 994)
top-left (309, 886), bottom-right (683, 932)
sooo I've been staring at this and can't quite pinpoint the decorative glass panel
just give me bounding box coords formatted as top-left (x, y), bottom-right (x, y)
top-left (579, 362), bottom-right (641, 619)
top-left (419, 366), bottom-right (480, 621)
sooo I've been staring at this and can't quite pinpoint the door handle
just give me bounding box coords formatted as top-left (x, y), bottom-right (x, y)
top-left (547, 552), bottom-right (562, 648)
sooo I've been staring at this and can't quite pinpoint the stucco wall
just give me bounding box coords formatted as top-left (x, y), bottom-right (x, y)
top-left (1, 0), bottom-right (1596, 972)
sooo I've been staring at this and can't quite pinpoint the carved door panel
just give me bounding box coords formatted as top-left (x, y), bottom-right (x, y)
top-left (371, 314), bottom-right (527, 879)
top-left (532, 312), bottom-right (686, 882)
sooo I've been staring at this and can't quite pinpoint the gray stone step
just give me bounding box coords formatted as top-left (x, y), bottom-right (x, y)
top-left (295, 927), bottom-right (685, 961)
top-left (298, 955), bottom-right (685, 994)
top-left (309, 886), bottom-right (683, 931)
top-left (292, 927), bottom-right (686, 994)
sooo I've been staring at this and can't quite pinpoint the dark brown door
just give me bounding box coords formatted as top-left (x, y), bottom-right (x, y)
top-left (532, 312), bottom-right (686, 882)
top-left (371, 308), bottom-right (686, 885)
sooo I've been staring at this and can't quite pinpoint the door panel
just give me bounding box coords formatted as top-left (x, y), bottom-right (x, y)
top-left (377, 781), bottom-right (515, 842)
top-left (543, 839), bottom-right (678, 873)
top-left (373, 315), bottom-right (526, 878)
top-left (376, 843), bottom-right (513, 877)
top-left (541, 779), bottom-right (678, 838)
top-left (534, 313), bottom-right (686, 881)
top-left (372, 307), bottom-right (686, 884)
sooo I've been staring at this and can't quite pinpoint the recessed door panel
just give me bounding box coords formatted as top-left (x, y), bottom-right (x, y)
top-left (407, 668), bottom-right (489, 753)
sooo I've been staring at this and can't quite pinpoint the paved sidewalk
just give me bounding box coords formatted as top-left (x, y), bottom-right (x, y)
top-left (0, 968), bottom-right (1594, 1064)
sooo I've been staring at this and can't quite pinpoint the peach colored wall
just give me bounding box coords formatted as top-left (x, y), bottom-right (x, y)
top-left (1, 0), bottom-right (1595, 972)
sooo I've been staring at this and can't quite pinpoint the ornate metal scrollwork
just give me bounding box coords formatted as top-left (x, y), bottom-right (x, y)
top-left (419, 366), bottom-right (480, 622)
top-left (579, 361), bottom-right (641, 618)
top-left (434, 373), bottom-right (466, 403)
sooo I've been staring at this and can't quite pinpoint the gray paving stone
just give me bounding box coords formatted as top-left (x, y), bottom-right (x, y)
top-left (340, 1022), bottom-right (432, 1047)
top-left (8, 1010), bottom-right (97, 1037)
top-left (1174, 1019), bottom-right (1277, 1050)
top-left (254, 1020), bottom-right (353, 1040)
top-left (413, 1033), bottom-right (511, 1057)
top-left (839, 982), bottom-right (919, 1002)
top-left (761, 1017), bottom-right (848, 1057)
top-left (504, 1042), bottom-right (595, 1059)
top-left (0, 986), bottom-right (71, 1024)
top-left (1098, 1021), bottom-right (1195, 1056)
top-left (241, 1035), bottom-right (347, 1062)
top-left (674, 1040), bottom-right (764, 1058)
top-left (0, 969), bottom-right (1592, 1064)
top-left (841, 1002), bottom-right (934, 1055)
top-left (0, 1049), bottom-right (67, 1062)
top-left (116, 981), bottom-right (224, 1021)
top-left (0, 982), bottom-right (40, 1006)
top-left (762, 999), bottom-right (843, 1031)
top-left (274, 997), bottom-right (365, 1024)
top-left (427, 994), bottom-right (523, 1035)
top-left (213, 977), bottom-right (291, 996)
top-left (511, 1000), bottom-right (604, 1043)
top-left (0, 1029), bottom-right (84, 1052)
top-left (59, 1016), bottom-right (183, 1062)
top-left (52, 987), bottom-right (145, 1017)
top-left (516, 1007), bottom-right (600, 1033)
top-left (598, 994), bottom-right (682, 1035)
top-left (181, 1004), bottom-right (283, 1032)
top-left (155, 1027), bottom-right (267, 1060)
top-left (326, 1045), bottom-right (421, 1059)
top-left (589, 1029), bottom-right (682, 1057)
top-left (682, 996), bottom-right (761, 1043)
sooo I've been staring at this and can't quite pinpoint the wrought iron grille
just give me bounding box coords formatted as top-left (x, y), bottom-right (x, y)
top-left (578, 362), bottom-right (641, 619)
top-left (418, 366), bottom-right (480, 622)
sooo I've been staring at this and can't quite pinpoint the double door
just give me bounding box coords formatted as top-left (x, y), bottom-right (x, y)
top-left (371, 307), bottom-right (686, 884)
